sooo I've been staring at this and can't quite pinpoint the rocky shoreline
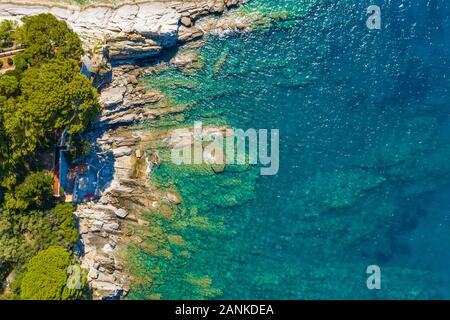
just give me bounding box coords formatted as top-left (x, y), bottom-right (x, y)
top-left (74, 62), bottom-right (169, 299)
top-left (0, 0), bottom-right (248, 60)
top-left (0, 0), bottom-right (249, 299)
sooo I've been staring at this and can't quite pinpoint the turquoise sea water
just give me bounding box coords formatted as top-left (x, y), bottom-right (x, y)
top-left (129, 0), bottom-right (450, 299)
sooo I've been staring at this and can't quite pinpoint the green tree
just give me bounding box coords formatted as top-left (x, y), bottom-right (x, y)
top-left (11, 51), bottom-right (31, 75)
top-left (0, 204), bottom-right (78, 265)
top-left (18, 246), bottom-right (85, 300)
top-left (0, 75), bottom-right (18, 97)
top-left (0, 13), bottom-right (97, 179)
top-left (14, 14), bottom-right (83, 69)
top-left (54, 203), bottom-right (78, 247)
top-left (3, 59), bottom-right (99, 160)
top-left (3, 172), bottom-right (53, 213)
top-left (0, 114), bottom-right (11, 180)
top-left (0, 14), bottom-right (95, 297)
top-left (0, 20), bottom-right (16, 48)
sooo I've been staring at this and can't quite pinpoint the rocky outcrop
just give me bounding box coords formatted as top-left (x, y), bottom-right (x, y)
top-left (76, 201), bottom-right (129, 299)
top-left (0, 0), bottom-right (246, 61)
top-left (77, 1), bottom-right (246, 300)
top-left (74, 59), bottom-right (168, 298)
top-left (98, 65), bottom-right (163, 126)
top-left (75, 130), bottom-right (156, 299)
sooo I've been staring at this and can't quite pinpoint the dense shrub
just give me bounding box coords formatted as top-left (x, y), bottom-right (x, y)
top-left (14, 14), bottom-right (83, 70)
top-left (0, 75), bottom-right (18, 97)
top-left (0, 208), bottom-right (77, 265)
top-left (18, 246), bottom-right (85, 300)
top-left (54, 203), bottom-right (78, 247)
top-left (3, 172), bottom-right (53, 213)
top-left (0, 13), bottom-right (96, 300)
top-left (0, 20), bottom-right (16, 48)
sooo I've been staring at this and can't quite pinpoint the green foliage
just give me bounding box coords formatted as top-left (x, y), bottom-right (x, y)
top-left (7, 57), bottom-right (13, 66)
top-left (0, 75), bottom-right (18, 97)
top-left (0, 13), bottom-right (98, 176)
top-left (54, 203), bottom-right (78, 247)
top-left (0, 262), bottom-right (9, 287)
top-left (0, 14), bottom-right (96, 299)
top-left (0, 208), bottom-right (76, 265)
top-left (9, 271), bottom-right (23, 298)
top-left (3, 172), bottom-right (53, 213)
top-left (18, 246), bottom-right (85, 300)
top-left (0, 209), bottom-right (50, 264)
top-left (2, 59), bottom-right (99, 161)
top-left (11, 51), bottom-right (31, 75)
top-left (14, 14), bottom-right (83, 70)
top-left (69, 137), bottom-right (92, 160)
top-left (0, 20), bottom-right (16, 49)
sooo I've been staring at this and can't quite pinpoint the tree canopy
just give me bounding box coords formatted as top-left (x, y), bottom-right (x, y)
top-left (0, 202), bottom-right (79, 265)
top-left (0, 20), bottom-right (16, 49)
top-left (54, 203), bottom-right (79, 247)
top-left (3, 172), bottom-right (53, 213)
top-left (0, 14), bottom-right (99, 184)
top-left (14, 14), bottom-right (83, 71)
top-left (0, 75), bottom-right (18, 97)
top-left (0, 13), bottom-right (97, 299)
top-left (2, 59), bottom-right (99, 162)
top-left (18, 246), bottom-right (85, 300)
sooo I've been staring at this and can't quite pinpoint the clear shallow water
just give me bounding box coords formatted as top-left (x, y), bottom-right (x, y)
top-left (129, 0), bottom-right (450, 299)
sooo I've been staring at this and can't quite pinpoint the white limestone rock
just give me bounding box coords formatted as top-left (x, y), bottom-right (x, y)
top-left (100, 86), bottom-right (126, 107)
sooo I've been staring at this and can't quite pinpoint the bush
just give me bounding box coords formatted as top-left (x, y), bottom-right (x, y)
top-left (4, 172), bottom-right (53, 213)
top-left (0, 204), bottom-right (78, 265)
top-left (0, 74), bottom-right (18, 97)
top-left (7, 57), bottom-right (13, 66)
top-left (18, 246), bottom-right (85, 300)
top-left (0, 20), bottom-right (16, 49)
top-left (54, 203), bottom-right (78, 247)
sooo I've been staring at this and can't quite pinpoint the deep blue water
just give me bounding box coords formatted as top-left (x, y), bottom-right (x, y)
top-left (133, 0), bottom-right (450, 299)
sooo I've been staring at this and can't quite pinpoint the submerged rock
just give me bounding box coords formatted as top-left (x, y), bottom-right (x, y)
top-left (167, 191), bottom-right (182, 205)
top-left (170, 50), bottom-right (203, 70)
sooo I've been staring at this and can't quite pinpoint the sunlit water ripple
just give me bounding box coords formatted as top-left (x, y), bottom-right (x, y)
top-left (128, 0), bottom-right (450, 299)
